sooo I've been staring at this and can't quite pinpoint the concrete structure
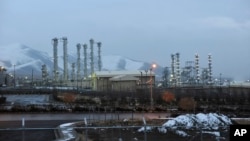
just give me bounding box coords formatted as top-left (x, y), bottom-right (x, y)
top-left (92, 70), bottom-right (155, 92)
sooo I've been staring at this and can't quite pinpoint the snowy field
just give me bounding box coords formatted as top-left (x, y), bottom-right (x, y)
top-left (3, 94), bottom-right (50, 105)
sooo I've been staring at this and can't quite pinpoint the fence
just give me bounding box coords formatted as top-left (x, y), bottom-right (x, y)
top-left (0, 123), bottom-right (230, 141)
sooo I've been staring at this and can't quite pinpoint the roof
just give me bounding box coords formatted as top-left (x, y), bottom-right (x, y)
top-left (109, 75), bottom-right (139, 81)
top-left (94, 70), bottom-right (155, 77)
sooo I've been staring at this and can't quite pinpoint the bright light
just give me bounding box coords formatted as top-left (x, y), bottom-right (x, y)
top-left (152, 64), bottom-right (157, 68)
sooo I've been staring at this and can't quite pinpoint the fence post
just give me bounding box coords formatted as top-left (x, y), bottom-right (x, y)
top-left (143, 117), bottom-right (147, 141)
top-left (200, 128), bottom-right (203, 141)
top-left (84, 118), bottom-right (88, 141)
top-left (22, 118), bottom-right (25, 141)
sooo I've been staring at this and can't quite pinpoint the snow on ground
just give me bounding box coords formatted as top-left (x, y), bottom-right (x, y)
top-left (139, 113), bottom-right (232, 137)
top-left (55, 123), bottom-right (76, 141)
top-left (4, 94), bottom-right (50, 105)
top-left (162, 113), bottom-right (232, 130)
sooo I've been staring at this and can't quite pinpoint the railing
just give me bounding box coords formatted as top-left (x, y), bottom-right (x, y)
top-left (0, 124), bottom-right (230, 141)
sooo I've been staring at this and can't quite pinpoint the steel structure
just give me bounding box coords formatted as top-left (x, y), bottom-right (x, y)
top-left (171, 54), bottom-right (175, 86)
top-left (208, 54), bottom-right (213, 84)
top-left (97, 42), bottom-right (102, 71)
top-left (83, 44), bottom-right (88, 79)
top-left (195, 54), bottom-right (200, 84)
top-left (76, 43), bottom-right (81, 79)
top-left (175, 53), bottom-right (181, 86)
top-left (89, 39), bottom-right (94, 77)
top-left (71, 63), bottom-right (75, 82)
top-left (52, 38), bottom-right (59, 82)
top-left (61, 37), bottom-right (68, 82)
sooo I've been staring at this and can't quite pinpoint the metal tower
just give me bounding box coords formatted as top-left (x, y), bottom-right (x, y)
top-left (76, 43), bottom-right (81, 79)
top-left (83, 44), bottom-right (88, 79)
top-left (208, 54), bottom-right (212, 84)
top-left (52, 38), bottom-right (59, 82)
top-left (71, 63), bottom-right (76, 82)
top-left (195, 53), bottom-right (200, 84)
top-left (41, 64), bottom-right (48, 85)
top-left (61, 37), bottom-right (68, 82)
top-left (89, 39), bottom-right (94, 76)
top-left (97, 42), bottom-right (102, 71)
top-left (175, 53), bottom-right (181, 86)
top-left (171, 54), bottom-right (175, 86)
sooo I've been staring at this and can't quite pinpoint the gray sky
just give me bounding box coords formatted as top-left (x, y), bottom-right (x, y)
top-left (0, 0), bottom-right (250, 80)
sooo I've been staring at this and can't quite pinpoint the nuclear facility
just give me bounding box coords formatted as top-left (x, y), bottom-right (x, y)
top-left (167, 53), bottom-right (213, 87)
top-left (50, 37), bottom-right (102, 87)
top-left (48, 36), bottom-right (215, 89)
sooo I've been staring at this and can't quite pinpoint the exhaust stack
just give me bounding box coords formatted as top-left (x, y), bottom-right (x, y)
top-left (52, 38), bottom-right (59, 82)
top-left (89, 38), bottom-right (94, 76)
top-left (83, 44), bottom-right (88, 79)
top-left (61, 37), bottom-right (68, 82)
top-left (97, 42), bottom-right (102, 71)
top-left (76, 43), bottom-right (81, 79)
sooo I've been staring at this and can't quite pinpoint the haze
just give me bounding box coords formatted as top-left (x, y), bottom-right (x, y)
top-left (0, 0), bottom-right (249, 80)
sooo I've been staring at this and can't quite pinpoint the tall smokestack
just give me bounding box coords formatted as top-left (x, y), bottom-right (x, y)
top-left (76, 43), bottom-right (81, 79)
top-left (195, 53), bottom-right (200, 84)
top-left (171, 54), bottom-right (175, 86)
top-left (71, 63), bottom-right (75, 82)
top-left (52, 38), bottom-right (59, 82)
top-left (62, 37), bottom-right (68, 82)
top-left (208, 54), bottom-right (212, 84)
top-left (176, 53), bottom-right (180, 86)
top-left (83, 44), bottom-right (88, 79)
top-left (89, 38), bottom-right (94, 76)
top-left (97, 42), bottom-right (102, 71)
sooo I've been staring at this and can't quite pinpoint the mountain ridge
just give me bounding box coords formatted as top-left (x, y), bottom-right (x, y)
top-left (0, 43), bottom-right (163, 78)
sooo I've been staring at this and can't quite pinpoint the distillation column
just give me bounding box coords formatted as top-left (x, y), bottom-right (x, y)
top-left (97, 42), bottom-right (102, 71)
top-left (89, 39), bottom-right (94, 76)
top-left (62, 37), bottom-right (68, 82)
top-left (52, 38), bottom-right (59, 83)
top-left (195, 53), bottom-right (200, 84)
top-left (71, 63), bottom-right (76, 82)
top-left (175, 53), bottom-right (181, 86)
top-left (171, 54), bottom-right (175, 86)
top-left (208, 54), bottom-right (212, 84)
top-left (83, 44), bottom-right (88, 79)
top-left (76, 43), bottom-right (81, 80)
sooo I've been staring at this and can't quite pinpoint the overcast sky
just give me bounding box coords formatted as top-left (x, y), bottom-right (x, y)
top-left (0, 0), bottom-right (250, 80)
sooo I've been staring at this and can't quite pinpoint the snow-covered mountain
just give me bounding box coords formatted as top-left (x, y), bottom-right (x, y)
top-left (0, 44), bottom-right (163, 77)
top-left (0, 43), bottom-right (54, 75)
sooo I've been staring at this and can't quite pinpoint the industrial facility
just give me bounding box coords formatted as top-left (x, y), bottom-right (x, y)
top-left (0, 36), bottom-right (243, 90)
top-left (164, 53), bottom-right (214, 87)
top-left (48, 37), bottom-right (156, 91)
top-left (48, 37), bottom-right (103, 89)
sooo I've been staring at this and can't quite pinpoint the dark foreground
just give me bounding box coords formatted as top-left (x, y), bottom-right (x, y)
top-left (0, 120), bottom-right (76, 141)
top-left (75, 120), bottom-right (230, 141)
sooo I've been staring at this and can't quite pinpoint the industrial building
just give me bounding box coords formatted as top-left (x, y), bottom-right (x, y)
top-left (92, 70), bottom-right (155, 92)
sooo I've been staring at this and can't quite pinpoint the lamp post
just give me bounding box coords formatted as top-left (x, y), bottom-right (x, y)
top-left (150, 64), bottom-right (157, 110)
